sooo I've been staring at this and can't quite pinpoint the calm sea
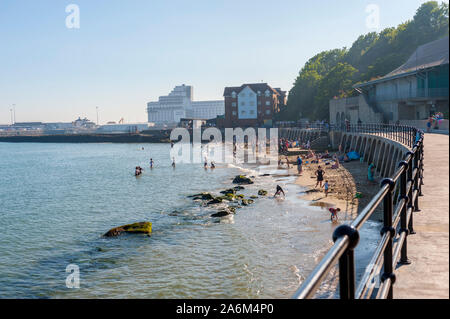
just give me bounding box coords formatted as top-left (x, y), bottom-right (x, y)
top-left (0, 142), bottom-right (380, 298)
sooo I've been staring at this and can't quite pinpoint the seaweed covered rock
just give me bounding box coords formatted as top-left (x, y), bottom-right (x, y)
top-left (211, 211), bottom-right (231, 218)
top-left (207, 197), bottom-right (224, 205)
top-left (104, 222), bottom-right (152, 237)
top-left (189, 192), bottom-right (215, 200)
top-left (258, 190), bottom-right (268, 196)
top-left (211, 207), bottom-right (236, 218)
top-left (220, 189), bottom-right (236, 196)
top-left (232, 175), bottom-right (254, 185)
top-left (241, 199), bottom-right (254, 206)
top-left (233, 186), bottom-right (245, 191)
top-left (221, 194), bottom-right (236, 201)
top-left (249, 195), bottom-right (258, 199)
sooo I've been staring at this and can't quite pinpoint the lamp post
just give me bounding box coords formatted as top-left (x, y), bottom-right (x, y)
top-left (12, 104), bottom-right (16, 124)
top-left (96, 106), bottom-right (99, 125)
top-left (10, 108), bottom-right (13, 125)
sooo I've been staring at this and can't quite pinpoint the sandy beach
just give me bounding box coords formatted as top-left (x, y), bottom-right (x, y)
top-left (280, 149), bottom-right (384, 222)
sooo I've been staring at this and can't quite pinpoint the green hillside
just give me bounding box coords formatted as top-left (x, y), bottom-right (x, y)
top-left (278, 1), bottom-right (449, 121)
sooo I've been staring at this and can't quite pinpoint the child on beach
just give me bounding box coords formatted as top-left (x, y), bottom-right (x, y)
top-left (315, 166), bottom-right (325, 188)
top-left (323, 180), bottom-right (329, 197)
top-left (274, 185), bottom-right (285, 198)
top-left (329, 207), bottom-right (341, 221)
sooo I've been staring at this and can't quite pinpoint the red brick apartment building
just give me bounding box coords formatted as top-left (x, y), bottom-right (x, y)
top-left (223, 83), bottom-right (286, 128)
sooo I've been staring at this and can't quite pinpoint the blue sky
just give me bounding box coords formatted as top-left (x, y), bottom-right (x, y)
top-left (0, 0), bottom-right (440, 124)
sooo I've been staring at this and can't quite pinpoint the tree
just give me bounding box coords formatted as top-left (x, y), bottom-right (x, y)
top-left (283, 1), bottom-right (449, 122)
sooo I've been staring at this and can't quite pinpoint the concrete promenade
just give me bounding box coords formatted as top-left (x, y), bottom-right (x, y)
top-left (395, 133), bottom-right (449, 299)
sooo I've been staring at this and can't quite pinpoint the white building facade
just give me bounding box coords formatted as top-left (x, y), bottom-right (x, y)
top-left (147, 85), bottom-right (224, 124)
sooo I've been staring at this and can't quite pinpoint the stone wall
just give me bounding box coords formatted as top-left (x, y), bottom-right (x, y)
top-left (330, 131), bottom-right (410, 179)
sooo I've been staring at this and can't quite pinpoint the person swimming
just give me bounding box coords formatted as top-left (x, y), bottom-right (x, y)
top-left (274, 185), bottom-right (285, 197)
top-left (135, 166), bottom-right (143, 176)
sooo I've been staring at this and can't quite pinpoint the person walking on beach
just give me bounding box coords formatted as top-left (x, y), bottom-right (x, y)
top-left (150, 158), bottom-right (154, 168)
top-left (329, 207), bottom-right (341, 221)
top-left (297, 156), bottom-right (303, 175)
top-left (323, 180), bottom-right (329, 197)
top-left (315, 166), bottom-right (325, 188)
top-left (172, 157), bottom-right (176, 168)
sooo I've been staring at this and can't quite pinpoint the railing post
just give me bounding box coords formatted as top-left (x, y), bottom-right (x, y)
top-left (418, 139), bottom-right (424, 196)
top-left (380, 178), bottom-right (396, 299)
top-left (406, 152), bottom-right (416, 235)
top-left (332, 225), bottom-right (359, 299)
top-left (398, 161), bottom-right (411, 265)
top-left (413, 145), bottom-right (420, 211)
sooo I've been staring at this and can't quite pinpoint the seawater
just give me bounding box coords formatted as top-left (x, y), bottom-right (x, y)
top-left (0, 142), bottom-right (381, 298)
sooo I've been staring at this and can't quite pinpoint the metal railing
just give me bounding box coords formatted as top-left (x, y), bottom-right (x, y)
top-left (333, 123), bottom-right (420, 149)
top-left (292, 124), bottom-right (424, 299)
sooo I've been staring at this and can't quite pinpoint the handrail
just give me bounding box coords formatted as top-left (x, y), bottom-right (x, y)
top-left (292, 123), bottom-right (424, 299)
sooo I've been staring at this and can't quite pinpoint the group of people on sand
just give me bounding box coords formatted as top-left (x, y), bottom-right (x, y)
top-left (279, 137), bottom-right (311, 154)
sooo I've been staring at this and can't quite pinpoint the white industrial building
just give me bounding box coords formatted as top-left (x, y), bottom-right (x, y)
top-left (147, 85), bottom-right (224, 124)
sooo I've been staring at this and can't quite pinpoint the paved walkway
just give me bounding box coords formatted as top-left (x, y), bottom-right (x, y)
top-left (395, 133), bottom-right (449, 299)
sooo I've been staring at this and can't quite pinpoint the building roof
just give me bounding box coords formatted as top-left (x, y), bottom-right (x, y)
top-left (223, 83), bottom-right (280, 97)
top-left (355, 36), bottom-right (449, 88)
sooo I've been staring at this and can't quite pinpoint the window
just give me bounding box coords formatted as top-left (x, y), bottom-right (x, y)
top-left (241, 110), bottom-right (246, 115)
top-left (231, 91), bottom-right (236, 98)
top-left (265, 90), bottom-right (270, 97)
top-left (249, 110), bottom-right (255, 115)
top-left (257, 91), bottom-right (261, 96)
top-left (266, 110), bottom-right (271, 115)
top-left (250, 101), bottom-right (255, 106)
top-left (266, 101), bottom-right (270, 106)
top-left (241, 101), bottom-right (245, 106)
top-left (232, 111), bottom-right (237, 116)
top-left (258, 101), bottom-right (261, 105)
top-left (232, 102), bottom-right (236, 107)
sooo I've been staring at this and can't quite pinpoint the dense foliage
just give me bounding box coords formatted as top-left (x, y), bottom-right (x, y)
top-left (279, 1), bottom-right (449, 121)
